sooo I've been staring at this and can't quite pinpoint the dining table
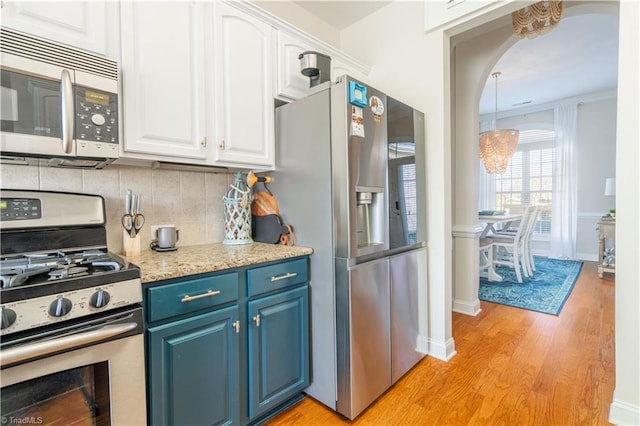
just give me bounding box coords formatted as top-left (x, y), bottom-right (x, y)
top-left (478, 213), bottom-right (524, 238)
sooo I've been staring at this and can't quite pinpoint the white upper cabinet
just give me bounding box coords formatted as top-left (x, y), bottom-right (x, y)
top-left (275, 30), bottom-right (317, 101)
top-left (120, 1), bottom-right (274, 169)
top-left (1, 0), bottom-right (109, 56)
top-left (120, 1), bottom-right (209, 162)
top-left (212, 2), bottom-right (274, 168)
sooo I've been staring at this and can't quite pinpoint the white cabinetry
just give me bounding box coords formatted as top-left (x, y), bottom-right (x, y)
top-left (120, 1), bottom-right (274, 169)
top-left (213, 2), bottom-right (274, 168)
top-left (120, 1), bottom-right (209, 162)
top-left (275, 30), bottom-right (317, 101)
top-left (1, 0), bottom-right (109, 56)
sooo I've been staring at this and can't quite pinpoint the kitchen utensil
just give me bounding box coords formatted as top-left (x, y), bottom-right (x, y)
top-left (151, 226), bottom-right (179, 250)
top-left (121, 190), bottom-right (145, 238)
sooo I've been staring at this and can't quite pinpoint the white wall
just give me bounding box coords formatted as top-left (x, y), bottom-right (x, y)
top-left (576, 97), bottom-right (617, 260)
top-left (610, 1), bottom-right (640, 423)
top-left (577, 97), bottom-right (617, 213)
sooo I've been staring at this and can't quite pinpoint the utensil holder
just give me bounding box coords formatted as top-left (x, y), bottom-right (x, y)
top-left (122, 229), bottom-right (141, 256)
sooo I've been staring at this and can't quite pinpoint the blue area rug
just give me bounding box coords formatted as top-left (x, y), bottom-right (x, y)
top-left (479, 257), bottom-right (583, 315)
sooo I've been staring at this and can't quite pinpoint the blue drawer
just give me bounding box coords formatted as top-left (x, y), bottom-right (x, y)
top-left (147, 272), bottom-right (238, 323)
top-left (247, 258), bottom-right (308, 298)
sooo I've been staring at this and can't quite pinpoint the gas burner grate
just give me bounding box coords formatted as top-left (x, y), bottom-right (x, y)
top-left (0, 250), bottom-right (124, 289)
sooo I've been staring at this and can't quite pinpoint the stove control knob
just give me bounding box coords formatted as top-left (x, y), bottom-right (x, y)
top-left (89, 289), bottom-right (111, 309)
top-left (49, 296), bottom-right (73, 317)
top-left (1, 307), bottom-right (17, 329)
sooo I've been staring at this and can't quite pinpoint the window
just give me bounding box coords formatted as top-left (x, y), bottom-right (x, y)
top-left (494, 129), bottom-right (555, 235)
top-left (398, 162), bottom-right (417, 244)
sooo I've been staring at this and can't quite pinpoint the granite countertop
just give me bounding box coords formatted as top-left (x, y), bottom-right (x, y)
top-left (122, 242), bottom-right (313, 284)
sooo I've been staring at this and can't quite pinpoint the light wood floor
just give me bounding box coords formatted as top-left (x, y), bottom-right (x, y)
top-left (267, 261), bottom-right (615, 425)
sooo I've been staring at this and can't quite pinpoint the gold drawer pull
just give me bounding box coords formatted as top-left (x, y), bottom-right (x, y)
top-left (271, 272), bottom-right (297, 282)
top-left (181, 290), bottom-right (221, 303)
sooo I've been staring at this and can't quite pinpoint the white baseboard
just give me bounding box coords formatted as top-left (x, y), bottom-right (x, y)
top-left (416, 335), bottom-right (429, 355)
top-left (427, 337), bottom-right (457, 361)
top-left (453, 298), bottom-right (482, 316)
top-left (577, 252), bottom-right (599, 262)
top-left (609, 398), bottom-right (640, 425)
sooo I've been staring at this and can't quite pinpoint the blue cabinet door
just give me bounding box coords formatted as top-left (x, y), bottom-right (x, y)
top-left (148, 305), bottom-right (240, 426)
top-left (247, 285), bottom-right (309, 420)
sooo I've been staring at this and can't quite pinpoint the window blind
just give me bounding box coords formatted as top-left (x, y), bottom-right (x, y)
top-left (494, 129), bottom-right (555, 235)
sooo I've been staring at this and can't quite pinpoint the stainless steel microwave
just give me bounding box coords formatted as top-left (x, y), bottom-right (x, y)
top-left (0, 28), bottom-right (119, 169)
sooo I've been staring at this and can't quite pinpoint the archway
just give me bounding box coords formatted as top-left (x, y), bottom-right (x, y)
top-left (450, 2), bottom-right (620, 316)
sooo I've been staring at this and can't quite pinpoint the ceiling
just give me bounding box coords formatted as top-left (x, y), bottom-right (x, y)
top-left (292, 2), bottom-right (619, 115)
top-left (293, 1), bottom-right (393, 30)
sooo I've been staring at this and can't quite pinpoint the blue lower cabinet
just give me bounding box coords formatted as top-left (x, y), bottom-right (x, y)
top-left (247, 286), bottom-right (309, 420)
top-left (148, 306), bottom-right (240, 426)
top-left (144, 257), bottom-right (310, 425)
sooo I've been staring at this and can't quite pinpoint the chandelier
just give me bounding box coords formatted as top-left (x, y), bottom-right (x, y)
top-left (479, 72), bottom-right (519, 174)
top-left (512, 0), bottom-right (564, 39)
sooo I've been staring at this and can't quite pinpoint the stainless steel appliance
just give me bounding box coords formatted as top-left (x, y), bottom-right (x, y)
top-left (0, 28), bottom-right (119, 169)
top-left (0, 190), bottom-right (146, 425)
top-left (271, 75), bottom-right (426, 419)
top-left (386, 96), bottom-right (427, 383)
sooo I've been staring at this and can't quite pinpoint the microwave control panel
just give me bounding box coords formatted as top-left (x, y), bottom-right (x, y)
top-left (75, 87), bottom-right (119, 144)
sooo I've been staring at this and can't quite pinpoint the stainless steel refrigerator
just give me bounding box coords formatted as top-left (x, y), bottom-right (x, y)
top-left (271, 76), bottom-right (426, 419)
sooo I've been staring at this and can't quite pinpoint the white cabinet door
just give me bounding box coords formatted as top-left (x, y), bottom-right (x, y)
top-left (120, 1), bottom-right (208, 161)
top-left (213, 2), bottom-right (274, 169)
top-left (1, 0), bottom-right (108, 56)
top-left (276, 30), bottom-right (317, 101)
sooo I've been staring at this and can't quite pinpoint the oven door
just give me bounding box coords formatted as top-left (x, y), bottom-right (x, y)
top-left (0, 307), bottom-right (146, 426)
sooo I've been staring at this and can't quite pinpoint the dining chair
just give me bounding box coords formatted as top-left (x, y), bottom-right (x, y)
top-left (494, 205), bottom-right (540, 276)
top-left (490, 205), bottom-right (534, 283)
top-left (522, 205), bottom-right (540, 275)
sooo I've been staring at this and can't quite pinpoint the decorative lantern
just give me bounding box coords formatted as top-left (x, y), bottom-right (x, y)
top-left (223, 172), bottom-right (253, 245)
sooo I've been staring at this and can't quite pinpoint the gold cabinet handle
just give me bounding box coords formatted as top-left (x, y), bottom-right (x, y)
top-left (233, 320), bottom-right (240, 333)
top-left (253, 314), bottom-right (260, 327)
top-left (181, 290), bottom-right (221, 303)
top-left (270, 272), bottom-right (297, 282)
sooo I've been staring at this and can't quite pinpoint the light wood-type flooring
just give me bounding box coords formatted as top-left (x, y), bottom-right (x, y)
top-left (267, 261), bottom-right (615, 425)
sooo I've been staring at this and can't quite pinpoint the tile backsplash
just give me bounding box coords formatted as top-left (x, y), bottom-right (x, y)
top-left (1, 163), bottom-right (235, 253)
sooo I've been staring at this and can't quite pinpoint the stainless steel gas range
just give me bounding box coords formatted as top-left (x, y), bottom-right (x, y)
top-left (0, 189), bottom-right (146, 425)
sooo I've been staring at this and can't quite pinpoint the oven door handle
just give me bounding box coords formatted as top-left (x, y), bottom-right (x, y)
top-left (0, 322), bottom-right (137, 367)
